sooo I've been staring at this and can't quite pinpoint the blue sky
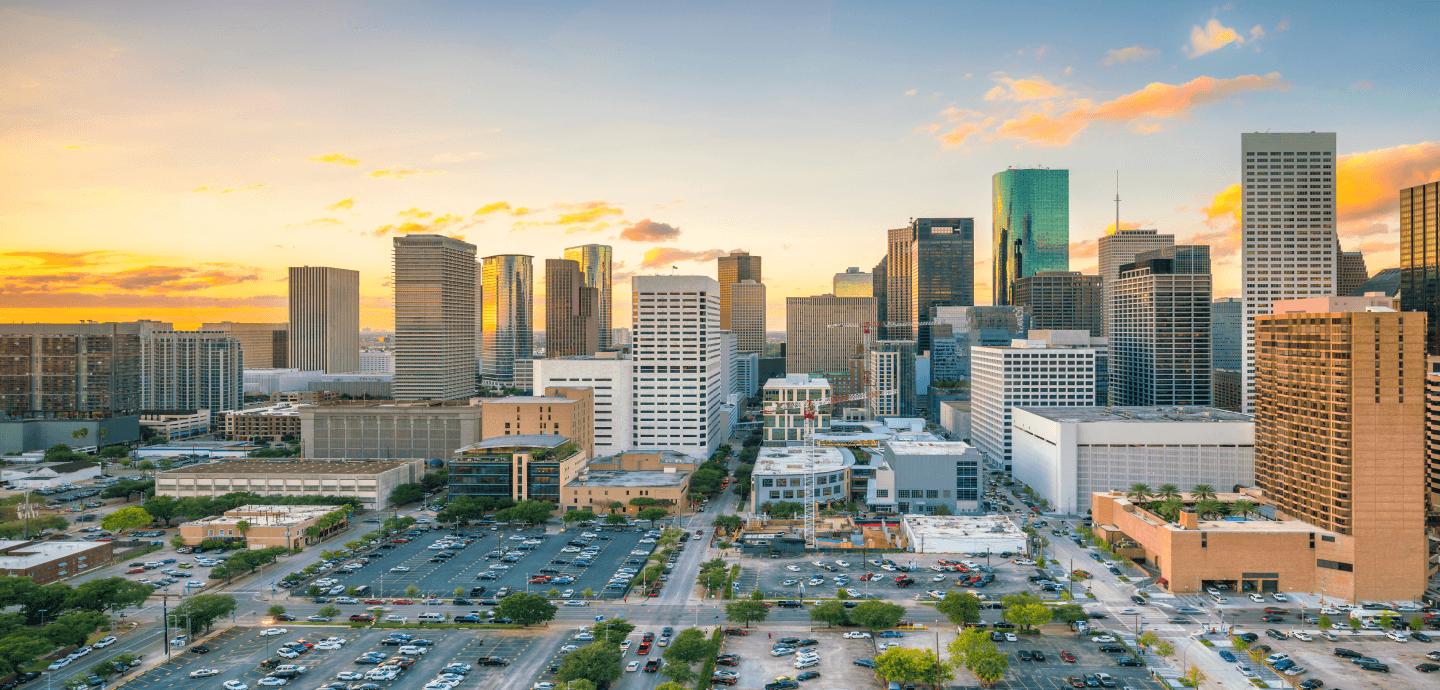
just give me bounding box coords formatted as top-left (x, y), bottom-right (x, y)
top-left (3, 0), bottom-right (1437, 328)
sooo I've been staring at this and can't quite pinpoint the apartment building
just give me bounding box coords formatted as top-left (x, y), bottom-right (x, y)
top-left (762, 374), bottom-right (832, 446)
top-left (300, 400), bottom-right (484, 460)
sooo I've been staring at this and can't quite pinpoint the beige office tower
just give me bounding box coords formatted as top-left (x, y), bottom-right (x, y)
top-left (717, 251), bottom-right (761, 330)
top-left (564, 244), bottom-right (613, 348)
top-left (1241, 133), bottom-right (1338, 412)
top-left (287, 266), bottom-right (359, 373)
top-left (833, 268), bottom-right (873, 297)
top-left (786, 295), bottom-right (876, 403)
top-left (1097, 229), bottom-right (1173, 336)
top-left (199, 322), bottom-right (289, 369)
top-left (545, 258), bottom-right (599, 358)
top-left (729, 280), bottom-right (766, 354)
top-left (393, 235), bottom-right (478, 400)
top-left (1255, 296), bottom-right (1426, 600)
top-left (1336, 250), bottom-right (1369, 297)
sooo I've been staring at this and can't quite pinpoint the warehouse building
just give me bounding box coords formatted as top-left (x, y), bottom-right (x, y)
top-left (155, 459), bottom-right (428, 509)
top-left (899, 515), bottom-right (1027, 554)
top-left (0, 541), bottom-right (113, 585)
top-left (179, 504), bottom-right (347, 549)
top-left (300, 400), bottom-right (484, 460)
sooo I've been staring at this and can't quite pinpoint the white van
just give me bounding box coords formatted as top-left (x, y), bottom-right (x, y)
top-left (417, 612), bottom-right (446, 623)
top-left (1208, 592), bottom-right (1229, 604)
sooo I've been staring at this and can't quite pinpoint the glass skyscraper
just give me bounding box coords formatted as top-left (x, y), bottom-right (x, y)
top-left (992, 168), bottom-right (1070, 306)
top-left (1400, 181), bottom-right (1440, 354)
top-left (480, 254), bottom-right (534, 388)
top-left (563, 244), bottom-right (613, 349)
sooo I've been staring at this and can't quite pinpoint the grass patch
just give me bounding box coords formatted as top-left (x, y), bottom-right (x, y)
top-left (1117, 576), bottom-right (1130, 582)
top-left (1198, 639), bottom-right (1214, 647)
top-left (1085, 592), bottom-right (1096, 599)
top-left (697, 627), bottom-right (722, 690)
top-left (1251, 682), bottom-right (1269, 688)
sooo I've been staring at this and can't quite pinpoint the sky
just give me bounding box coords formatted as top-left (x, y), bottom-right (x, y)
top-left (3, 1), bottom-right (1439, 332)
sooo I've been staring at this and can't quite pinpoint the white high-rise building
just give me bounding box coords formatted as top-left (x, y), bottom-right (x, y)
top-left (631, 275), bottom-right (724, 456)
top-left (1097, 229), bottom-right (1173, 337)
top-left (533, 352), bottom-right (633, 457)
top-left (1240, 133), bottom-right (1338, 412)
top-left (716, 330), bottom-right (739, 397)
top-left (971, 333), bottom-right (1098, 472)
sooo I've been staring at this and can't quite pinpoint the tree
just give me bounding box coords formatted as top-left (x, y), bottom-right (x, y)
top-left (935, 591), bottom-right (981, 626)
top-left (1155, 641), bottom-right (1175, 657)
top-left (510, 500), bottom-right (558, 525)
top-left (1317, 614), bottom-right (1332, 630)
top-left (45, 611), bottom-right (109, 647)
top-left (1000, 593), bottom-right (1051, 630)
top-left (629, 497), bottom-right (658, 509)
top-left (969, 648), bottom-right (1010, 689)
top-left (581, 588), bottom-right (595, 598)
top-left (724, 600), bottom-right (769, 628)
top-left (1230, 499), bottom-right (1257, 520)
top-left (136, 461), bottom-right (155, 477)
top-left (235, 520), bottom-right (251, 541)
top-left (637, 507), bottom-right (669, 527)
top-left (67, 577), bottom-right (150, 613)
top-left (947, 628), bottom-right (1009, 689)
top-left (809, 600), bottom-right (851, 627)
top-left (874, 647), bottom-right (953, 687)
top-left (1347, 617), bottom-right (1362, 632)
top-left (1125, 484), bottom-right (1152, 503)
top-left (593, 618), bottom-right (636, 645)
top-left (142, 496), bottom-right (178, 526)
top-left (1050, 604), bottom-right (1090, 626)
top-left (170, 594), bottom-right (237, 634)
top-left (1189, 484), bottom-right (1217, 501)
top-left (1183, 665), bottom-right (1206, 687)
top-left (1157, 498), bottom-right (1184, 521)
top-left (711, 515), bottom-right (743, 532)
top-left (317, 605), bottom-right (340, 619)
top-left (1412, 616), bottom-right (1425, 631)
top-left (267, 605), bottom-right (287, 618)
top-left (1155, 484), bottom-right (1180, 501)
top-left (562, 510), bottom-right (597, 525)
top-left (404, 585), bottom-right (419, 597)
top-left (1193, 499), bottom-right (1226, 521)
top-left (307, 585), bottom-right (321, 597)
top-left (555, 642), bottom-right (623, 687)
top-left (607, 501), bottom-right (625, 513)
top-left (849, 600), bottom-right (906, 631)
top-left (495, 592), bottom-right (557, 626)
top-left (604, 513), bottom-right (628, 526)
top-left (101, 505), bottom-right (153, 533)
top-left (390, 483), bottom-right (424, 506)
top-left (660, 627), bottom-right (716, 684)
top-left (1137, 631), bottom-right (1160, 648)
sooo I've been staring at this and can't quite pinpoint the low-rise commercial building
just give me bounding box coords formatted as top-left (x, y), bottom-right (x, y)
top-left (762, 374), bottom-right (832, 446)
top-left (156, 459), bottom-right (428, 509)
top-left (307, 373), bottom-right (393, 399)
top-left (139, 410), bottom-right (212, 441)
top-left (270, 390), bottom-right (337, 404)
top-left (179, 504), bottom-right (347, 549)
top-left (588, 449), bottom-right (700, 472)
top-left (749, 446), bottom-right (856, 511)
top-left (2, 461), bottom-right (102, 489)
top-left (562, 468), bottom-right (693, 516)
top-left (899, 515), bottom-right (1027, 554)
top-left (300, 400), bottom-right (484, 460)
top-left (867, 440), bottom-right (983, 515)
top-left (0, 541), bottom-right (113, 585)
top-left (223, 403), bottom-right (307, 442)
top-left (244, 369), bottom-right (324, 395)
top-left (480, 388), bottom-right (595, 458)
top-left (135, 441), bottom-right (259, 460)
top-left (449, 435), bottom-right (587, 507)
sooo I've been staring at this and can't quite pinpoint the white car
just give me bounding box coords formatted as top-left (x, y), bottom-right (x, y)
top-left (835, 560), bottom-right (850, 567)
top-left (562, 589), bottom-right (575, 598)
top-left (626, 661), bottom-right (640, 672)
top-left (71, 646), bottom-right (92, 658)
top-left (620, 640), bottom-right (632, 651)
top-left (1271, 593), bottom-right (1289, 602)
top-left (1386, 631), bottom-right (1408, 642)
top-left (47, 659), bottom-right (71, 671)
top-left (260, 628), bottom-right (288, 636)
top-left (336, 597), bottom-right (359, 604)
top-left (629, 550), bottom-right (648, 556)
top-left (190, 669), bottom-right (221, 678)
top-left (639, 538), bottom-right (656, 544)
top-left (785, 565), bottom-right (801, 572)
top-left (170, 636), bottom-right (188, 646)
top-left (93, 636), bottom-right (117, 648)
top-left (561, 547), bottom-right (581, 553)
top-left (931, 575), bottom-right (946, 582)
top-left (336, 672), bottom-right (365, 680)
top-left (794, 659), bottom-right (819, 669)
top-left (277, 649), bottom-right (300, 659)
top-left (1118, 608), bottom-right (1138, 615)
top-left (565, 600), bottom-right (589, 607)
top-left (1291, 632), bottom-right (1312, 642)
top-left (560, 645), bottom-right (580, 653)
top-left (422, 683), bottom-right (453, 690)
top-left (1236, 665), bottom-right (1256, 678)
top-left (575, 633), bottom-right (595, 640)
top-left (843, 631), bottom-right (872, 639)
top-left (808, 578), bottom-right (825, 586)
top-left (535, 684), bottom-right (558, 690)
top-left (1248, 594), bottom-right (1265, 603)
top-left (880, 564), bottom-right (896, 571)
top-left (256, 678), bottom-right (288, 687)
top-left (223, 683), bottom-right (249, 690)
top-left (364, 670), bottom-right (397, 681)
top-left (385, 615), bottom-right (407, 623)
top-left (390, 566), bottom-right (410, 572)
top-left (1092, 635), bottom-right (1118, 642)
top-left (315, 642), bottom-right (342, 650)
top-left (1003, 633), bottom-right (1018, 642)
top-left (1013, 558), bottom-right (1037, 566)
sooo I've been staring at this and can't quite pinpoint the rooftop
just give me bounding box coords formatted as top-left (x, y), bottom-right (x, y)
top-left (592, 449), bottom-right (697, 465)
top-left (764, 374), bottom-right (831, 389)
top-left (901, 514), bottom-right (1027, 539)
top-left (480, 396), bottom-right (580, 405)
top-left (566, 470), bottom-right (691, 488)
top-left (185, 504), bottom-right (340, 528)
top-left (161, 459), bottom-right (420, 475)
top-left (752, 446), bottom-right (853, 476)
top-left (456, 435), bottom-right (571, 453)
top-left (886, 440), bottom-right (976, 455)
top-left (0, 541), bottom-right (107, 569)
top-left (228, 403), bottom-right (310, 417)
top-left (1021, 406), bottom-right (1253, 424)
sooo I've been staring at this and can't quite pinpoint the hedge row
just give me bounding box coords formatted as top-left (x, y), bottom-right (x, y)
top-left (696, 626), bottom-right (722, 690)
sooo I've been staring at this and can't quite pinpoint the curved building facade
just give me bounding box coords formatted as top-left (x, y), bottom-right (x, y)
top-left (564, 244), bottom-right (613, 349)
top-left (992, 168), bottom-right (1069, 306)
top-left (481, 254), bottom-right (534, 387)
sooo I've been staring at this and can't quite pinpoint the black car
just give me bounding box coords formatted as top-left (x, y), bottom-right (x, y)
top-left (1018, 650), bottom-right (1033, 661)
top-left (1298, 680), bottom-right (1323, 690)
top-left (476, 657), bottom-right (509, 666)
top-left (14, 673), bottom-right (39, 685)
top-left (275, 614), bottom-right (297, 621)
top-left (796, 671), bottom-right (820, 681)
top-left (1358, 661), bottom-right (1390, 673)
top-left (993, 622), bottom-right (1016, 629)
top-left (1032, 650), bottom-right (1045, 661)
top-left (1116, 658), bottom-right (1144, 667)
top-left (778, 637), bottom-right (800, 644)
top-left (453, 598), bottom-right (473, 606)
top-left (764, 682), bottom-right (800, 690)
top-left (796, 639), bottom-right (818, 647)
top-left (1417, 663), bottom-right (1440, 673)
top-left (1098, 645), bottom-right (1126, 653)
top-left (1130, 595), bottom-right (1146, 605)
top-left (1236, 632), bottom-right (1259, 642)
top-left (189, 645), bottom-right (210, 654)
top-left (990, 632), bottom-right (1005, 642)
top-left (852, 658), bottom-right (876, 668)
top-left (455, 615), bottom-right (482, 623)
top-left (1414, 632), bottom-right (1433, 643)
top-left (1087, 612), bottom-right (1109, 619)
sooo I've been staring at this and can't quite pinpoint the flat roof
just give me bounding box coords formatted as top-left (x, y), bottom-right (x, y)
top-left (752, 446), bottom-right (852, 476)
top-left (481, 396), bottom-right (579, 404)
top-left (1020, 406), bottom-right (1253, 424)
top-left (592, 449), bottom-right (697, 464)
top-left (900, 515), bottom-right (1030, 553)
top-left (1095, 495), bottom-right (1335, 535)
top-left (162, 459), bottom-right (418, 475)
top-left (886, 440), bottom-right (975, 455)
top-left (186, 504), bottom-right (339, 528)
top-left (228, 403), bottom-right (310, 416)
top-left (764, 374), bottom-right (831, 389)
top-left (458, 435), bottom-right (571, 452)
top-left (566, 470), bottom-right (691, 488)
top-left (0, 541), bottom-right (105, 569)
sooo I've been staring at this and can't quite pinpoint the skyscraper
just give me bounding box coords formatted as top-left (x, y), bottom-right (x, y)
top-left (785, 294), bottom-right (877, 402)
top-left (1109, 246), bottom-right (1212, 406)
top-left (1336, 251), bottom-right (1369, 298)
top-left (972, 333), bottom-right (1097, 471)
top-left (199, 322), bottom-right (288, 369)
top-left (393, 235), bottom-right (478, 400)
top-left (1013, 271), bottom-right (1102, 336)
top-left (866, 340), bottom-right (917, 418)
top-left (140, 329), bottom-right (244, 411)
top-left (885, 217), bottom-right (975, 351)
top-left (287, 266), bottom-right (360, 374)
top-left (717, 251), bottom-right (761, 331)
top-left (0, 322), bottom-right (146, 417)
top-left (545, 258), bottom-right (598, 358)
top-left (729, 280), bottom-right (766, 354)
top-left (872, 256), bottom-right (888, 325)
top-left (563, 244), bottom-right (613, 349)
top-left (1098, 229), bottom-right (1174, 336)
top-left (630, 275), bottom-right (724, 455)
top-left (992, 168), bottom-right (1070, 306)
top-left (481, 254), bottom-right (534, 387)
top-left (1254, 295), bottom-right (1425, 599)
top-left (1400, 181), bottom-right (1440, 353)
top-left (1240, 133), bottom-right (1338, 412)
top-left (833, 268), bottom-right (873, 297)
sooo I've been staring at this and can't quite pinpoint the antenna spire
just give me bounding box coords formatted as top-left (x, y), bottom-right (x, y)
top-left (1114, 171), bottom-right (1121, 234)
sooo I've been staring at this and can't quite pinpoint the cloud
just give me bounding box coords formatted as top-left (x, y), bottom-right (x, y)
top-left (938, 122), bottom-right (985, 150)
top-left (1276, 20), bottom-right (1289, 31)
top-left (554, 201), bottom-right (624, 226)
top-left (1103, 46), bottom-right (1159, 65)
top-left (326, 197), bottom-right (354, 211)
top-left (1203, 183), bottom-right (1243, 228)
top-left (1352, 80), bottom-right (1374, 91)
top-left (193, 183), bottom-right (264, 194)
top-left (1070, 238), bottom-right (1100, 260)
top-left (904, 89), bottom-right (918, 96)
top-left (1355, 240), bottom-right (1400, 254)
top-left (64, 144), bottom-right (106, 150)
top-left (984, 75), bottom-right (1072, 101)
top-left (0, 250), bottom-right (112, 267)
top-left (474, 202), bottom-right (512, 216)
top-left (1336, 141), bottom-right (1440, 223)
top-left (651, 198), bottom-right (686, 211)
top-left (1249, 25), bottom-right (1265, 41)
top-left (367, 169), bottom-right (444, 179)
top-left (1184, 19), bottom-right (1246, 58)
top-left (638, 247), bottom-right (729, 269)
top-left (307, 153), bottom-right (360, 166)
top-left (619, 219), bottom-right (682, 242)
top-left (914, 123), bottom-right (942, 136)
top-left (2, 264), bottom-right (262, 294)
top-left (367, 208), bottom-right (467, 237)
top-left (1104, 220), bottom-right (1145, 235)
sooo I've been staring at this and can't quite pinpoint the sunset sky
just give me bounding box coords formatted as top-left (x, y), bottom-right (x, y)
top-left (3, 1), bottom-right (1439, 332)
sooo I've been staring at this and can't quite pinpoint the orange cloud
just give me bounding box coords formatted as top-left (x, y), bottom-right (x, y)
top-left (1184, 19), bottom-right (1246, 58)
top-left (938, 122), bottom-right (985, 150)
top-left (474, 201), bottom-right (512, 216)
top-left (308, 153), bottom-right (360, 166)
top-left (367, 169), bottom-right (443, 179)
top-left (1103, 46), bottom-right (1159, 65)
top-left (555, 201), bottom-right (624, 225)
top-left (220, 183), bottom-right (264, 194)
top-left (1, 250), bottom-right (112, 268)
top-left (1336, 141), bottom-right (1440, 223)
top-left (984, 76), bottom-right (1071, 102)
top-left (1070, 238), bottom-right (1099, 260)
top-left (2, 263), bottom-right (262, 295)
top-left (1203, 184), bottom-right (1243, 227)
top-left (368, 208), bottom-right (466, 237)
top-left (1105, 221), bottom-right (1144, 235)
top-left (619, 219), bottom-right (682, 242)
top-left (326, 197), bottom-right (354, 211)
top-left (638, 247), bottom-right (729, 269)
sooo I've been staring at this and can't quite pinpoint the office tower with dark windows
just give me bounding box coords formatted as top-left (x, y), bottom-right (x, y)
top-left (992, 168), bottom-right (1070, 306)
top-left (729, 279), bottom-right (766, 354)
top-left (545, 258), bottom-right (599, 359)
top-left (885, 218), bottom-right (975, 351)
top-left (1212, 297), bottom-right (1243, 411)
top-left (833, 267), bottom-right (873, 297)
top-left (1337, 251), bottom-right (1369, 298)
top-left (1240, 133), bottom-right (1337, 412)
top-left (1109, 246), bottom-right (1213, 406)
top-left (393, 235), bottom-right (478, 400)
top-left (866, 340), bottom-right (917, 418)
top-left (199, 322), bottom-right (289, 369)
top-left (286, 266), bottom-right (360, 374)
top-left (1351, 267), bottom-right (1401, 297)
top-left (717, 251), bottom-right (761, 331)
top-left (1098, 229), bottom-right (1174, 336)
top-left (1401, 181), bottom-right (1440, 353)
top-left (481, 254), bottom-right (534, 388)
top-left (872, 256), bottom-right (888, 325)
top-left (1013, 271), bottom-right (1102, 336)
top-left (563, 244), bottom-right (613, 349)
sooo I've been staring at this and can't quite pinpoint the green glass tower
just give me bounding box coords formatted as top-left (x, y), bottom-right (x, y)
top-left (992, 168), bottom-right (1069, 306)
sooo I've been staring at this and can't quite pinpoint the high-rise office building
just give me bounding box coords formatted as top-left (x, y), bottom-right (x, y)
top-left (1109, 246), bottom-right (1212, 406)
top-left (545, 258), bottom-right (599, 358)
top-left (1211, 298), bottom-right (1243, 371)
top-left (287, 266), bottom-right (360, 374)
top-left (1350, 267), bottom-right (1401, 297)
top-left (199, 322), bottom-right (289, 369)
top-left (833, 268), bottom-right (873, 297)
top-left (0, 322), bottom-right (147, 418)
top-left (1401, 181), bottom-right (1440, 353)
top-left (872, 256), bottom-right (888, 325)
top-left (630, 275), bottom-right (724, 455)
top-left (1427, 357), bottom-right (1440, 514)
top-left (971, 332), bottom-right (1097, 471)
top-left (1336, 251), bottom-right (1369, 298)
top-left (1098, 229), bottom-right (1174, 336)
top-left (866, 340), bottom-right (917, 418)
top-left (1240, 133), bottom-right (1338, 413)
top-left (393, 235), bottom-right (478, 400)
top-left (992, 168), bottom-right (1070, 306)
top-left (481, 255), bottom-right (534, 387)
top-left (885, 218), bottom-right (975, 351)
top-left (1013, 271), bottom-right (1102, 336)
top-left (140, 330), bottom-right (245, 412)
top-left (717, 251), bottom-right (761, 331)
top-left (729, 280), bottom-right (766, 354)
top-left (564, 244), bottom-right (613, 349)
top-left (785, 295), bottom-right (876, 402)
top-left (1254, 295), bottom-right (1426, 600)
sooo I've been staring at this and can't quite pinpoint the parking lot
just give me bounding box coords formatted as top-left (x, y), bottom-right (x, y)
top-left (715, 626), bottom-right (886, 690)
top-left (992, 631), bottom-right (1165, 690)
top-left (746, 553), bottom-right (1041, 603)
top-left (1219, 632), bottom-right (1440, 689)
top-left (330, 525), bottom-right (662, 600)
top-left (114, 625), bottom-right (546, 690)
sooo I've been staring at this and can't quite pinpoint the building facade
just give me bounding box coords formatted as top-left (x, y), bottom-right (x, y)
top-left (563, 468), bottom-right (693, 516)
top-left (200, 322), bottom-right (288, 369)
top-left (481, 254), bottom-right (535, 387)
top-left (992, 168), bottom-right (1069, 306)
top-left (762, 374), bottom-right (831, 446)
top-left (749, 446), bottom-right (856, 511)
top-left (141, 331), bottom-right (244, 412)
top-left (545, 258), bottom-right (599, 359)
top-left (480, 387), bottom-right (595, 459)
top-left (878, 440), bottom-right (984, 514)
top-left (0, 541), bottom-right (112, 585)
top-left (358, 351), bottom-right (394, 374)
top-left (141, 410), bottom-right (212, 440)
top-left (300, 401), bottom-right (484, 460)
top-left (729, 280), bottom-right (766, 355)
top-left (223, 403), bottom-right (305, 442)
top-left (449, 435), bottom-right (587, 507)
top-left (1098, 229), bottom-right (1174, 336)
top-left (867, 340), bottom-right (917, 418)
top-left (1240, 133), bottom-right (1338, 412)
top-left (1336, 251), bottom-right (1369, 298)
top-left (885, 218), bottom-right (975, 351)
top-left (1013, 271), bottom-right (1102, 337)
top-left (717, 251), bottom-right (761, 332)
top-left (1108, 246), bottom-right (1212, 406)
top-left (1428, 357), bottom-right (1440, 514)
top-left (533, 353), bottom-right (633, 457)
top-left (971, 335), bottom-right (1098, 472)
top-left (564, 244), bottom-right (614, 349)
top-left (287, 266), bottom-right (360, 374)
top-left (393, 235), bottom-right (478, 400)
top-left (630, 275), bottom-right (724, 456)
top-left (833, 267), bottom-right (873, 297)
top-left (157, 459), bottom-right (428, 509)
top-left (1400, 181), bottom-right (1440, 354)
top-left (0, 322), bottom-right (146, 419)
top-left (1212, 297), bottom-right (1243, 371)
top-left (785, 295), bottom-right (876, 379)
top-left (180, 504), bottom-right (347, 550)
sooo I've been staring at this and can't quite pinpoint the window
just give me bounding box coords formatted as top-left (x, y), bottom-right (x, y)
top-left (1317, 559), bottom-right (1353, 572)
top-left (761, 478), bottom-right (773, 487)
top-left (876, 489), bottom-right (889, 498)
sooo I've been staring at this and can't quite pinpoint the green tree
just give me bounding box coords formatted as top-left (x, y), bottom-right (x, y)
top-left (1157, 498), bottom-right (1184, 521)
top-left (1184, 665), bottom-right (1206, 687)
top-left (1193, 499), bottom-right (1226, 521)
top-left (629, 497), bottom-right (658, 509)
top-left (404, 585), bottom-right (419, 597)
top-left (1137, 631), bottom-right (1160, 648)
top-left (874, 647), bottom-right (954, 687)
top-left (316, 605), bottom-right (340, 619)
top-left (101, 505), bottom-right (153, 532)
top-left (170, 594), bottom-right (237, 634)
top-left (935, 591), bottom-right (981, 626)
top-left (45, 611), bottom-right (109, 647)
top-left (724, 600), bottom-right (770, 628)
top-left (660, 627), bottom-right (716, 684)
top-left (607, 501), bottom-right (625, 513)
top-left (593, 618), bottom-right (636, 645)
top-left (849, 600), bottom-right (907, 631)
top-left (0, 633), bottom-right (52, 678)
top-left (603, 513), bottom-right (628, 526)
top-left (495, 592), bottom-right (557, 626)
top-left (711, 515), bottom-right (743, 531)
top-left (136, 460), bottom-right (155, 477)
top-left (562, 510), bottom-right (597, 524)
top-left (637, 507), bottom-right (669, 527)
top-left (1229, 499), bottom-right (1257, 520)
top-left (1125, 483), bottom-right (1152, 503)
top-left (1412, 616), bottom-right (1425, 631)
top-left (1189, 484), bottom-right (1217, 501)
top-left (1155, 484), bottom-right (1180, 501)
top-left (555, 642), bottom-right (624, 687)
top-left (1050, 604), bottom-right (1090, 626)
top-left (142, 496), bottom-right (178, 526)
top-left (1155, 641), bottom-right (1175, 657)
top-left (67, 578), bottom-right (150, 614)
top-left (90, 661), bottom-right (117, 680)
top-left (947, 628), bottom-right (1009, 689)
top-left (267, 605), bottom-right (287, 618)
top-left (235, 520), bottom-right (251, 541)
top-left (1001, 593), bottom-right (1052, 630)
top-left (390, 483), bottom-right (424, 506)
top-left (809, 600), bottom-right (851, 627)
top-left (1317, 614), bottom-right (1332, 630)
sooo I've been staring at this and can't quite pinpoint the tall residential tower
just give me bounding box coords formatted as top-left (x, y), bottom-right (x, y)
top-left (1097, 229), bottom-right (1174, 336)
top-left (480, 254), bottom-right (534, 387)
top-left (563, 244), bottom-right (613, 349)
top-left (545, 258), bottom-right (599, 358)
top-left (885, 217), bottom-right (975, 351)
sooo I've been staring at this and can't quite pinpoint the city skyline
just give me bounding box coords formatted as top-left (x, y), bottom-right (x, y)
top-left (3, 3), bottom-right (1439, 331)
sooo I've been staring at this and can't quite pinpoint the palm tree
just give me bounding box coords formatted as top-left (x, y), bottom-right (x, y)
top-left (1156, 484), bottom-right (1180, 502)
top-left (1158, 498), bottom-right (1184, 521)
top-left (1126, 484), bottom-right (1152, 504)
top-left (1194, 499), bottom-right (1226, 520)
top-left (78, 427), bottom-right (89, 448)
top-left (1230, 500), bottom-right (1257, 521)
top-left (1190, 484), bottom-right (1217, 502)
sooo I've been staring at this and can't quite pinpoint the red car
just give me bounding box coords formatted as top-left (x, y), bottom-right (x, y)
top-left (1263, 607), bottom-right (1288, 614)
top-left (648, 590), bottom-right (661, 597)
top-left (859, 573), bottom-right (876, 581)
top-left (391, 599), bottom-right (414, 605)
top-left (364, 599), bottom-right (385, 605)
top-left (392, 538), bottom-right (410, 543)
top-left (126, 568), bottom-right (146, 574)
top-left (528, 577), bottom-right (550, 584)
top-left (637, 643), bottom-right (651, 655)
top-left (1060, 651), bottom-right (1076, 663)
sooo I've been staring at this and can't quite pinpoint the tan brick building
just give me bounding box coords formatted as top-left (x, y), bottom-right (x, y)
top-left (0, 540), bottom-right (113, 585)
top-left (157, 459), bottom-right (428, 510)
top-left (563, 468), bottom-right (693, 516)
top-left (179, 504), bottom-right (347, 550)
top-left (480, 387), bottom-right (594, 459)
top-left (224, 403), bottom-right (307, 442)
